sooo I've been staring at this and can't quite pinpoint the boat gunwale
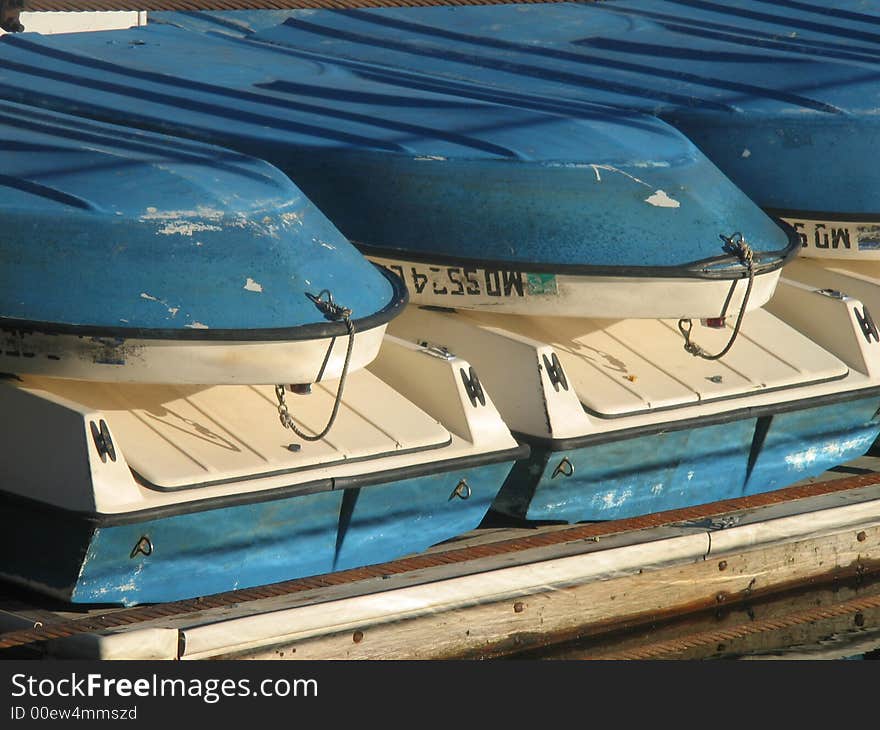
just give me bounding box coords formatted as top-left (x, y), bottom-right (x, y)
top-left (0, 442), bottom-right (530, 526)
top-left (767, 208), bottom-right (880, 224)
top-left (354, 218), bottom-right (801, 281)
top-left (0, 263), bottom-right (407, 342)
top-left (519, 380), bottom-right (880, 451)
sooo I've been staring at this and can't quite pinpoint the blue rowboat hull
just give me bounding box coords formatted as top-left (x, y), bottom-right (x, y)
top-left (0, 100), bottom-right (406, 383)
top-left (0, 24), bottom-right (795, 313)
top-left (0, 457), bottom-right (517, 605)
top-left (0, 100), bottom-right (396, 334)
top-left (205, 3), bottom-right (880, 223)
top-left (493, 394), bottom-right (880, 523)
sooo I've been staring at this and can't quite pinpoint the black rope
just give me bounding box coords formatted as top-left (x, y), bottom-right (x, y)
top-left (276, 290), bottom-right (355, 442)
top-left (677, 233), bottom-right (754, 361)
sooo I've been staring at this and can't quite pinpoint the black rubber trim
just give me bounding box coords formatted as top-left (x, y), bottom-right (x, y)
top-left (0, 263), bottom-right (407, 341)
top-left (519, 384), bottom-right (880, 451)
top-left (355, 218), bottom-right (800, 281)
top-left (768, 208), bottom-right (880, 223)
top-left (0, 443), bottom-right (529, 526)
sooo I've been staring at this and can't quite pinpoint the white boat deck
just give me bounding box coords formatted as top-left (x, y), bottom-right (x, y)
top-left (21, 372), bottom-right (452, 490)
top-left (426, 308), bottom-right (849, 416)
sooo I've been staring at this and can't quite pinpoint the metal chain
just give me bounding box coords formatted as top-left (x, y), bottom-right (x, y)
top-left (276, 290), bottom-right (355, 443)
top-left (677, 232), bottom-right (755, 361)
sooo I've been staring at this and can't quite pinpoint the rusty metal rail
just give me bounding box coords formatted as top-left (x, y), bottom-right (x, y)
top-left (1, 471), bottom-right (880, 652)
top-left (16, 0), bottom-right (578, 13)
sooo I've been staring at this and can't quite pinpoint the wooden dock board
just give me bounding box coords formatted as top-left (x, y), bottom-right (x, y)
top-left (3, 456), bottom-right (880, 660)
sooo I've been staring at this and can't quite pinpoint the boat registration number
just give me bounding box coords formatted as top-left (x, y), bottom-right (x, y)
top-left (371, 258), bottom-right (558, 299)
top-left (785, 218), bottom-right (880, 254)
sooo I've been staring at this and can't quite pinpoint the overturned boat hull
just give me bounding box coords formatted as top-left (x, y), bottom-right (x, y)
top-left (0, 24), bottom-right (796, 318)
top-left (195, 3), bottom-right (880, 264)
top-left (0, 100), bottom-right (405, 384)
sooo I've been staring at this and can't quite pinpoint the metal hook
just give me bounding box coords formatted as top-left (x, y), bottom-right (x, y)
top-left (130, 536), bottom-right (153, 559)
top-left (449, 479), bottom-right (472, 500)
top-left (552, 457), bottom-right (575, 479)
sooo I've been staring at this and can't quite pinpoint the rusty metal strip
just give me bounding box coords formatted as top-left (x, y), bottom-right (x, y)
top-left (19, 0), bottom-right (581, 12)
top-left (588, 591), bottom-right (880, 660)
top-left (2, 472), bottom-right (880, 652)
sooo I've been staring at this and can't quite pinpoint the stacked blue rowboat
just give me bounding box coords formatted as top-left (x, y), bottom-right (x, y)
top-left (156, 1), bottom-right (880, 337)
top-left (2, 2), bottom-right (880, 605)
top-left (0, 100), bottom-right (525, 605)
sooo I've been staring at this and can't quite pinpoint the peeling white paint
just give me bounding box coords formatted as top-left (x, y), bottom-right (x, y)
top-left (319, 240), bottom-right (336, 250)
top-left (544, 162), bottom-right (592, 169)
top-left (414, 155), bottom-right (447, 161)
top-left (741, 148), bottom-right (752, 158)
top-left (185, 321), bottom-right (210, 329)
top-left (244, 277), bottom-right (263, 293)
top-left (650, 482), bottom-right (664, 495)
top-left (645, 190), bottom-right (680, 208)
top-left (141, 205), bottom-right (225, 221)
top-left (157, 221), bottom-right (223, 236)
top-left (785, 447), bottom-right (818, 471)
top-left (281, 211), bottom-right (304, 226)
top-left (167, 307), bottom-right (179, 317)
top-left (140, 292), bottom-right (159, 302)
top-left (590, 164), bottom-right (652, 187)
top-left (687, 470), bottom-right (695, 481)
top-left (784, 435), bottom-right (873, 471)
top-left (599, 488), bottom-right (633, 509)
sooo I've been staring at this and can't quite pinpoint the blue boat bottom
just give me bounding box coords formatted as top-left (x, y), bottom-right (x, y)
top-left (493, 397), bottom-right (880, 523)
top-left (0, 459), bottom-right (515, 605)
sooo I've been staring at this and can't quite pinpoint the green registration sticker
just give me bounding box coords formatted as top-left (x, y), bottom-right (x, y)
top-left (526, 272), bottom-right (558, 296)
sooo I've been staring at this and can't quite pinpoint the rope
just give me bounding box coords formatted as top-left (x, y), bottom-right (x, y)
top-left (275, 290), bottom-right (355, 443)
top-left (677, 232), bottom-right (754, 361)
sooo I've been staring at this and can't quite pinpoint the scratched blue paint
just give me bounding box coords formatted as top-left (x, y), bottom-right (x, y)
top-left (0, 100), bottom-right (393, 331)
top-left (165, 2), bottom-right (880, 216)
top-left (0, 460), bottom-right (512, 605)
top-left (0, 26), bottom-right (793, 271)
top-left (494, 396), bottom-right (880, 523)
top-left (743, 397), bottom-right (880, 493)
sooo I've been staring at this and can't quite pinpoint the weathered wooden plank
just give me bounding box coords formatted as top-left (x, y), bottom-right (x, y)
top-left (186, 518), bottom-right (880, 659)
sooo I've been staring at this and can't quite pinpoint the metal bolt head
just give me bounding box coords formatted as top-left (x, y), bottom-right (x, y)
top-left (857, 531), bottom-right (867, 542)
top-left (718, 560), bottom-right (728, 571)
top-left (352, 630), bottom-right (364, 644)
top-left (513, 602), bottom-right (524, 613)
